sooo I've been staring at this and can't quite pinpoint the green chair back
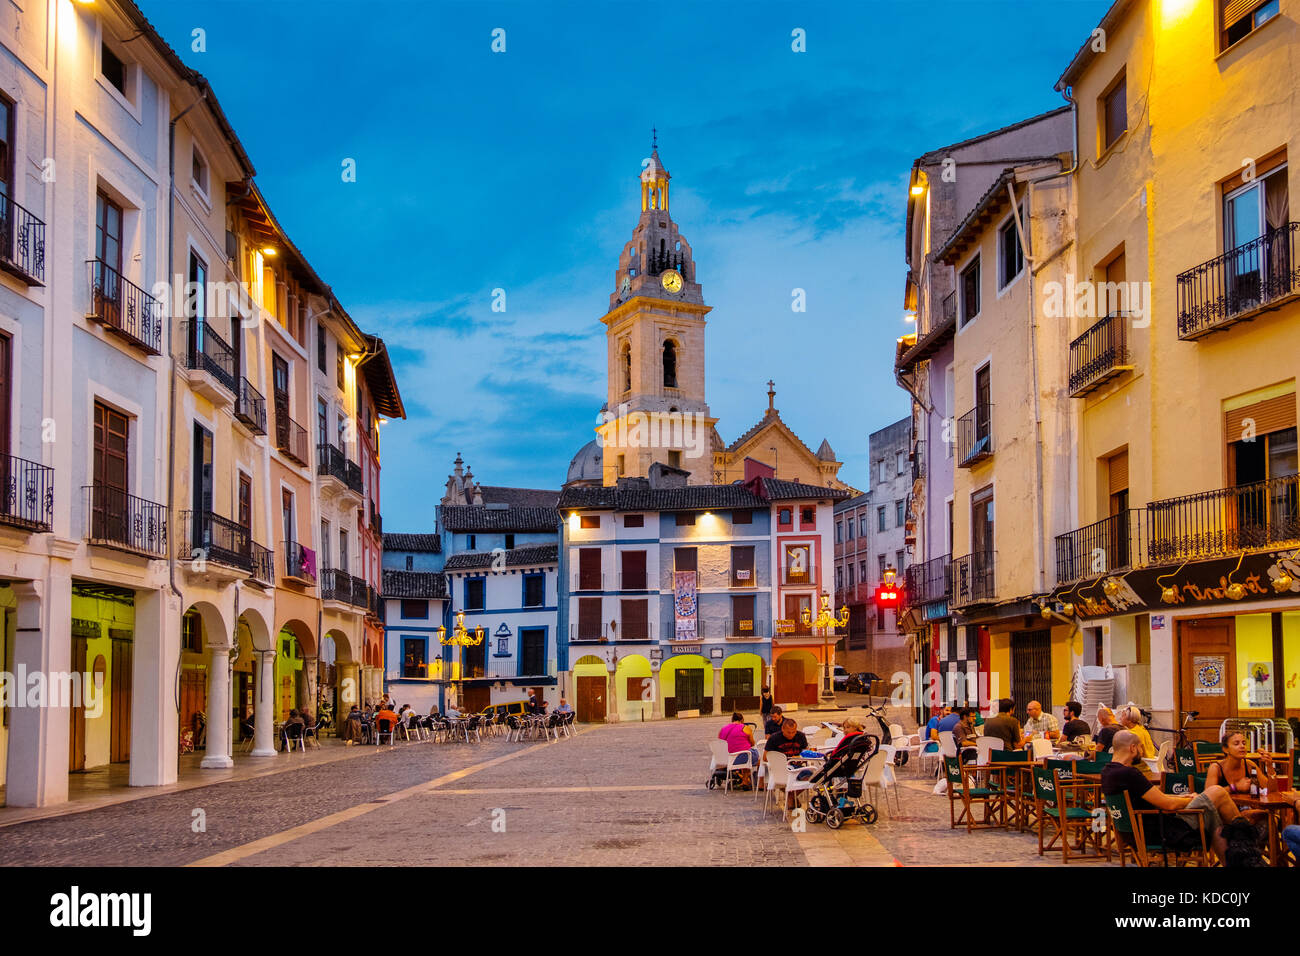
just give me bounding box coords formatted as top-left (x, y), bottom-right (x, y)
top-left (1194, 740), bottom-right (1223, 758)
top-left (1032, 766), bottom-right (1059, 807)
top-left (1045, 758), bottom-right (1075, 781)
top-left (992, 749), bottom-right (1029, 762)
top-left (1093, 751), bottom-right (1113, 764)
top-left (1174, 748), bottom-right (1196, 772)
top-left (944, 756), bottom-right (964, 785)
top-left (1161, 773), bottom-right (1194, 796)
top-left (1102, 791), bottom-right (1135, 836)
top-left (1190, 773), bottom-right (1209, 793)
top-left (1076, 760), bottom-right (1107, 775)
top-left (1292, 748), bottom-right (1299, 787)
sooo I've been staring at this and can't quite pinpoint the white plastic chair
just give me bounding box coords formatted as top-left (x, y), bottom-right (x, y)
top-left (974, 722), bottom-right (986, 736)
top-left (763, 751), bottom-right (789, 817)
top-left (938, 730), bottom-right (958, 760)
top-left (976, 736), bottom-right (1003, 765)
top-left (785, 763), bottom-right (820, 821)
top-left (862, 750), bottom-right (899, 816)
top-left (708, 739), bottom-right (730, 775)
top-left (1030, 737), bottom-right (1054, 760)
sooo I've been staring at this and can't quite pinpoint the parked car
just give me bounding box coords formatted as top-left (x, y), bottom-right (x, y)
top-left (846, 672), bottom-right (883, 694)
top-left (832, 665), bottom-right (851, 690)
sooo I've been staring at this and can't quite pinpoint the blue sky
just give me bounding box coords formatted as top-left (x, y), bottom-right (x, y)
top-left (142, 0), bottom-right (1110, 531)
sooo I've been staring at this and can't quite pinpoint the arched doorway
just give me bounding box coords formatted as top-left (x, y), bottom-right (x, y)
top-left (660, 653), bottom-right (714, 717)
top-left (178, 600), bottom-right (227, 756)
top-left (614, 654), bottom-right (652, 722)
top-left (773, 649), bottom-right (820, 706)
top-left (276, 619), bottom-right (315, 722)
top-left (572, 655), bottom-right (608, 723)
top-left (721, 652), bottom-right (764, 714)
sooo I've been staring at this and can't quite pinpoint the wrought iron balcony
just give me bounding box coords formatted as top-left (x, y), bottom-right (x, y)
top-left (904, 553), bottom-right (952, 607)
top-left (1147, 474), bottom-right (1300, 564)
top-left (369, 499), bottom-right (381, 535)
top-left (86, 259), bottom-right (163, 354)
top-left (573, 571), bottom-right (604, 592)
top-left (321, 567), bottom-right (361, 605)
top-left (619, 570), bottom-right (650, 590)
top-left (249, 541), bottom-right (274, 586)
top-left (723, 617), bottom-right (768, 639)
top-left (941, 290), bottom-right (957, 325)
top-left (570, 621), bottom-right (612, 643)
top-left (83, 484), bottom-right (167, 557)
top-left (1178, 222), bottom-right (1300, 339)
top-left (282, 540), bottom-right (316, 584)
top-left (275, 413), bottom-right (309, 466)
top-left (180, 510), bottom-right (252, 571)
top-left (1070, 312), bottom-right (1133, 397)
top-left (0, 455), bottom-right (53, 532)
top-left (182, 320), bottom-right (237, 398)
top-left (781, 563), bottom-right (812, 586)
top-left (956, 404), bottom-right (993, 467)
top-left (317, 443), bottom-right (364, 494)
top-left (0, 195), bottom-right (45, 285)
top-left (911, 440), bottom-right (927, 481)
top-left (235, 377), bottom-right (267, 434)
top-left (1055, 510), bottom-right (1143, 584)
top-left (662, 620), bottom-right (708, 641)
top-left (951, 551), bottom-right (995, 605)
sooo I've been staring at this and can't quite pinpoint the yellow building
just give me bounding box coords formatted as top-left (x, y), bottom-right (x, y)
top-left (1052, 0), bottom-right (1300, 739)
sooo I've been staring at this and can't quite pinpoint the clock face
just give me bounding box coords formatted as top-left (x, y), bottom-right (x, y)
top-left (661, 269), bottom-right (683, 294)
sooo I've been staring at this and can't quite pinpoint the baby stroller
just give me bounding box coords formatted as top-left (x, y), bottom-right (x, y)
top-left (801, 732), bottom-right (880, 829)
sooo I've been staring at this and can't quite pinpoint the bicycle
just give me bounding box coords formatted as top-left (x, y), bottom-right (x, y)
top-left (1138, 706), bottom-right (1198, 770)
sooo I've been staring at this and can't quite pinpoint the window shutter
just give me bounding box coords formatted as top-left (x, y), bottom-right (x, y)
top-left (1225, 393), bottom-right (1296, 439)
top-left (1108, 450), bottom-right (1129, 496)
top-left (1222, 0), bottom-right (1257, 29)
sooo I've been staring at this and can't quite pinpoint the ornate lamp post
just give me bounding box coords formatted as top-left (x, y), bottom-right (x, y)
top-left (437, 610), bottom-right (485, 708)
top-left (802, 591), bottom-right (849, 704)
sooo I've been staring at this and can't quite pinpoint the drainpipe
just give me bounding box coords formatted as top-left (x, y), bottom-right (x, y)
top-left (166, 88), bottom-right (208, 601)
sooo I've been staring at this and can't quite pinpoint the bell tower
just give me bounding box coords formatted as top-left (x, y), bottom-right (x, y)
top-left (598, 142), bottom-right (715, 486)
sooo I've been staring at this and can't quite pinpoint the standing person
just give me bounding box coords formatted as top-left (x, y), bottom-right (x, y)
top-left (760, 686), bottom-right (775, 720)
top-left (525, 689), bottom-right (538, 714)
top-left (717, 712), bottom-right (758, 789)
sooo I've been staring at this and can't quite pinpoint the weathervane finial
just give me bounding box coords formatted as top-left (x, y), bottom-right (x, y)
top-left (652, 126), bottom-right (658, 151)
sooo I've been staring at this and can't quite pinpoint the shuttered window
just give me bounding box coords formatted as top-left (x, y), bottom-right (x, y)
top-left (1108, 450), bottom-right (1129, 496)
top-left (620, 598), bottom-right (648, 641)
top-left (1224, 393), bottom-right (1296, 440)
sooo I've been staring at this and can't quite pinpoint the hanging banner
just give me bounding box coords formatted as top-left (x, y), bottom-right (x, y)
top-left (673, 570), bottom-right (697, 640)
top-left (1193, 655), bottom-right (1226, 697)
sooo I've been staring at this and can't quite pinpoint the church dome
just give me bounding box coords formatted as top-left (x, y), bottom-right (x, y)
top-left (565, 439), bottom-right (603, 486)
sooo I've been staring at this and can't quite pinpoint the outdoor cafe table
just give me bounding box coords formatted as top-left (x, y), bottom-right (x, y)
top-left (1230, 791), bottom-right (1296, 867)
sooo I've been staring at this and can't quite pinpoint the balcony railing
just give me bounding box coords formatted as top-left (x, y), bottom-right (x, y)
top-left (571, 622), bottom-right (611, 643)
top-left (1070, 312), bottom-right (1133, 397)
top-left (723, 617), bottom-right (768, 638)
top-left (369, 500), bottom-right (381, 536)
top-left (83, 484), bottom-right (167, 557)
top-left (1178, 222), bottom-right (1300, 339)
top-left (904, 553), bottom-right (952, 607)
top-left (86, 259), bottom-right (163, 354)
top-left (663, 620), bottom-right (708, 641)
top-left (573, 572), bottom-right (605, 592)
top-left (249, 541), bottom-right (274, 586)
top-left (1055, 510), bottom-right (1143, 584)
top-left (275, 413), bottom-right (309, 466)
top-left (941, 290), bottom-right (957, 326)
top-left (180, 510), bottom-right (252, 571)
top-left (321, 567), bottom-right (364, 605)
top-left (956, 404), bottom-right (994, 467)
top-left (1147, 474), bottom-right (1300, 564)
top-left (0, 195), bottom-right (45, 285)
top-left (619, 571), bottom-right (649, 590)
top-left (182, 320), bottom-right (237, 395)
top-left (282, 541), bottom-right (316, 584)
top-left (317, 443), bottom-right (364, 493)
top-left (781, 564), bottom-right (812, 586)
top-left (235, 378), bottom-right (267, 434)
top-left (951, 551), bottom-right (995, 605)
top-left (730, 566), bottom-right (757, 588)
top-left (911, 440), bottom-right (926, 481)
top-left (0, 455), bottom-right (53, 532)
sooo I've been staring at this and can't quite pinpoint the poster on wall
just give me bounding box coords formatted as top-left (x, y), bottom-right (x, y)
top-left (785, 544), bottom-right (810, 584)
top-left (673, 570), bottom-right (697, 640)
top-left (1193, 654), bottom-right (1226, 697)
top-left (1246, 661), bottom-right (1273, 708)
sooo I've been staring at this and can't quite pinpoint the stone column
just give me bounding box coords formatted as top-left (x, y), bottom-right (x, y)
top-left (6, 577), bottom-right (72, 807)
top-left (605, 662), bottom-right (620, 723)
top-left (337, 661), bottom-right (360, 710)
top-left (130, 587), bottom-right (178, 787)
top-left (712, 662), bottom-right (722, 715)
top-left (251, 650), bottom-right (276, 756)
top-left (201, 643), bottom-right (234, 768)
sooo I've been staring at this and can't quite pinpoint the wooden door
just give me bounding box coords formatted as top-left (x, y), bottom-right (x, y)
top-left (110, 637), bottom-right (132, 763)
top-left (0, 331), bottom-right (10, 462)
top-left (676, 668), bottom-right (705, 711)
top-left (1179, 618), bottom-right (1236, 741)
top-left (576, 675), bottom-right (605, 723)
top-left (461, 684), bottom-right (490, 713)
top-left (785, 593), bottom-right (811, 635)
top-left (180, 669), bottom-right (207, 750)
top-left (69, 636), bottom-right (87, 771)
top-left (775, 657), bottom-right (803, 706)
top-left (578, 548), bottom-right (601, 590)
top-left (92, 402), bottom-right (129, 542)
top-left (272, 353), bottom-right (290, 446)
top-left (620, 549), bottom-right (646, 590)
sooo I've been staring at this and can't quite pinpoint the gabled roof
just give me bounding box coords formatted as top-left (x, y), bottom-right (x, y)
top-left (440, 505), bottom-right (559, 533)
top-left (382, 533), bottom-right (442, 553)
top-left (443, 544), bottom-right (559, 572)
top-left (759, 478), bottom-right (853, 502)
top-left (357, 335), bottom-right (405, 421)
top-left (1056, 0), bottom-right (1134, 92)
top-left (478, 487), bottom-right (559, 509)
top-left (381, 569), bottom-right (448, 599)
top-left (556, 484), bottom-right (769, 512)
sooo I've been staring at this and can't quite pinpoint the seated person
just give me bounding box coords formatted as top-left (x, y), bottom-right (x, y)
top-left (764, 718), bottom-right (809, 760)
top-left (342, 705), bottom-right (363, 745)
top-left (1284, 824), bottom-right (1300, 864)
top-left (1102, 729), bottom-right (1243, 863)
top-left (921, 705), bottom-right (951, 754)
top-left (444, 703), bottom-right (461, 719)
top-left (374, 704), bottom-right (400, 736)
top-left (1118, 705), bottom-right (1155, 758)
top-left (281, 708), bottom-right (306, 747)
top-left (826, 716), bottom-right (866, 758)
top-left (763, 706), bottom-right (785, 737)
top-left (982, 698), bottom-right (1023, 751)
top-left (1205, 731), bottom-right (1286, 807)
top-left (1095, 705), bottom-right (1119, 752)
top-left (1059, 700), bottom-right (1092, 746)
top-left (951, 707), bottom-right (978, 762)
top-left (717, 711), bottom-right (758, 788)
top-left (555, 697), bottom-right (573, 714)
top-left (1022, 700), bottom-right (1059, 741)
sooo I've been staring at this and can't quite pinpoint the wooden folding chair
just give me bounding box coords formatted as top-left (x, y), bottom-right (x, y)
top-left (945, 757), bottom-right (1001, 831)
top-left (1102, 791), bottom-right (1210, 867)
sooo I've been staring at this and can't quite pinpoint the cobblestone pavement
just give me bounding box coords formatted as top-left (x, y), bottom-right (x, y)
top-left (0, 707), bottom-right (1119, 867)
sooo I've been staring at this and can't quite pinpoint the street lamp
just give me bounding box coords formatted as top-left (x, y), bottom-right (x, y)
top-left (437, 610), bottom-right (485, 708)
top-left (802, 591), bottom-right (849, 704)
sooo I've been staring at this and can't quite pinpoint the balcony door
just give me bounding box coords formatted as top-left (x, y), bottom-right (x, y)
top-left (192, 423), bottom-right (213, 552)
top-left (970, 485), bottom-right (994, 595)
top-left (0, 94), bottom-right (12, 260)
top-left (92, 401), bottom-right (128, 542)
top-left (317, 397), bottom-right (328, 449)
top-left (272, 353), bottom-right (290, 445)
top-left (1224, 165), bottom-right (1288, 309)
top-left (95, 191), bottom-right (124, 323)
top-left (282, 488), bottom-right (295, 546)
top-left (974, 364), bottom-right (991, 446)
top-left (238, 473), bottom-right (252, 534)
top-left (0, 331), bottom-right (10, 462)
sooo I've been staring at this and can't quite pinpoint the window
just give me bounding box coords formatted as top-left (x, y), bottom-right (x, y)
top-left (578, 548), bottom-right (602, 589)
top-left (317, 322), bottom-right (327, 371)
top-left (675, 512), bottom-right (696, 527)
top-left (896, 450), bottom-right (906, 475)
top-left (847, 564), bottom-right (855, 587)
top-left (621, 549), bottom-right (647, 589)
top-left (181, 610), bottom-right (202, 653)
top-left (624, 513), bottom-right (644, 528)
top-left (339, 529), bottom-right (349, 572)
top-left (835, 521), bottom-right (842, 543)
top-left (778, 507), bottom-right (792, 526)
top-left (878, 459), bottom-right (888, 483)
top-left (998, 210), bottom-right (1024, 288)
top-left (960, 256), bottom-right (981, 326)
top-left (1223, 0), bottom-right (1278, 50)
top-left (405, 555), bottom-right (413, 571)
top-left (859, 516), bottom-right (867, 537)
top-left (878, 554), bottom-right (886, 579)
top-left (662, 340), bottom-right (677, 388)
top-left (580, 515), bottom-right (600, 529)
top-left (896, 550), bottom-right (905, 573)
top-left (504, 533), bottom-right (515, 550)
top-left (101, 39), bottom-right (128, 97)
top-left (577, 598), bottom-right (603, 640)
top-left (668, 450), bottom-right (682, 470)
top-left (519, 628), bottom-right (545, 676)
top-left (877, 506), bottom-right (886, 532)
top-left (975, 363), bottom-right (992, 450)
top-left (282, 488), bottom-right (295, 545)
top-left (783, 544), bottom-right (810, 584)
top-left (730, 595), bottom-right (756, 637)
top-left (617, 454), bottom-right (625, 476)
top-left (317, 398), bottom-right (329, 448)
top-left (800, 506), bottom-right (815, 526)
top-left (401, 599), bottom-right (429, 619)
top-left (336, 343), bottom-right (345, 390)
top-left (466, 534), bottom-right (477, 550)
top-left (724, 667), bottom-right (755, 698)
top-left (191, 146), bottom-right (208, 196)
top-left (465, 578), bottom-right (485, 610)
top-left (619, 598), bottom-right (648, 640)
top-left (859, 560), bottom-right (866, 582)
top-left (674, 547), bottom-right (697, 572)
top-left (96, 192), bottom-right (123, 273)
top-left (402, 638), bottom-right (427, 678)
top-left (730, 545), bottom-right (755, 587)
top-left (523, 574), bottom-right (545, 607)
top-left (1101, 73), bottom-right (1127, 152)
top-left (732, 509), bottom-right (752, 525)
top-left (895, 499), bottom-right (905, 526)
top-left (845, 519), bottom-right (854, 541)
top-left (0, 95), bottom-right (13, 201)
